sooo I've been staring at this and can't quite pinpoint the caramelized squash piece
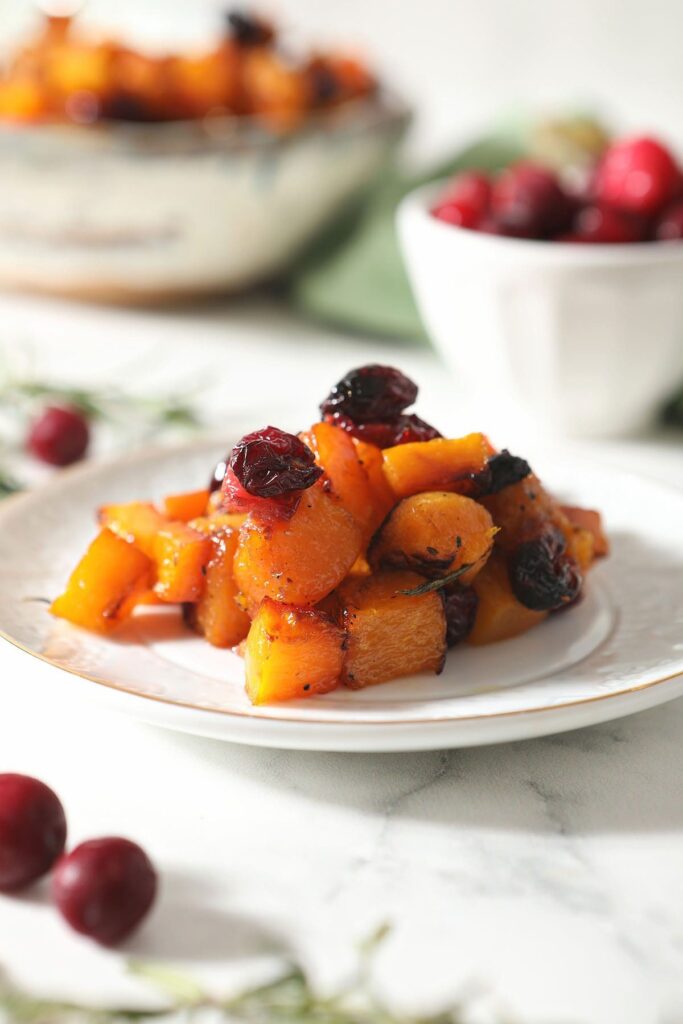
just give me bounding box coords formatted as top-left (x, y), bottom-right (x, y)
top-left (153, 523), bottom-right (212, 603)
top-left (382, 433), bottom-right (490, 500)
top-left (98, 501), bottom-right (168, 559)
top-left (561, 506), bottom-right (609, 559)
top-left (234, 483), bottom-right (362, 611)
top-left (301, 422), bottom-right (376, 539)
top-left (369, 492), bottom-right (496, 586)
top-left (162, 489), bottom-right (210, 522)
top-left (483, 475), bottom-right (595, 570)
top-left (335, 570), bottom-right (446, 689)
top-left (188, 512), bottom-right (247, 535)
top-left (352, 439), bottom-right (396, 533)
top-left (51, 528), bottom-right (153, 633)
top-left (184, 528), bottom-right (249, 648)
top-left (245, 599), bottom-right (345, 704)
top-left (468, 552), bottom-right (546, 645)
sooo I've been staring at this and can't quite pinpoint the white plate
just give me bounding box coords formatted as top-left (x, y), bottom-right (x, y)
top-left (1, 439), bottom-right (682, 751)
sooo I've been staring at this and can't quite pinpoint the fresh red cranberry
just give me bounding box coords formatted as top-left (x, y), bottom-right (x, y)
top-left (595, 136), bottom-right (679, 216)
top-left (220, 463), bottom-right (301, 520)
top-left (443, 586), bottom-right (478, 647)
top-left (326, 412), bottom-right (441, 448)
top-left (509, 528), bottom-right (582, 611)
top-left (229, 426), bottom-right (322, 499)
top-left (27, 405), bottom-right (90, 467)
top-left (570, 204), bottom-right (646, 243)
top-left (491, 162), bottom-right (575, 237)
top-left (655, 201), bottom-right (683, 240)
top-left (320, 365), bottom-right (418, 422)
top-left (432, 172), bottom-right (491, 229)
top-left (53, 837), bottom-right (157, 946)
top-left (0, 774), bottom-right (67, 893)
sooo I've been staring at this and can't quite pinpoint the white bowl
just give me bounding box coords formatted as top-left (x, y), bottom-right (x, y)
top-left (0, 96), bottom-right (409, 303)
top-left (398, 181), bottom-right (683, 437)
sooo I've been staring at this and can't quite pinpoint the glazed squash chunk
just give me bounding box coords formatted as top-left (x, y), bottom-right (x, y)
top-left (335, 570), bottom-right (446, 689)
top-left (51, 528), bottom-right (153, 633)
top-left (382, 433), bottom-right (490, 500)
top-left (234, 482), bottom-right (362, 611)
top-left (369, 492), bottom-right (496, 585)
top-left (352, 438), bottom-right (396, 534)
top-left (301, 421), bottom-right (377, 540)
top-left (153, 523), bottom-right (212, 604)
top-left (98, 501), bottom-right (169, 559)
top-left (561, 506), bottom-right (609, 560)
top-left (245, 599), bottom-right (345, 705)
top-left (468, 552), bottom-right (546, 645)
top-left (161, 489), bottom-right (210, 522)
top-left (184, 527), bottom-right (250, 648)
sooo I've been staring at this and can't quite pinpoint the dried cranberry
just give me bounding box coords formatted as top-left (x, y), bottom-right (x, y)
top-left (0, 774), bottom-right (67, 893)
top-left (476, 449), bottom-right (531, 495)
top-left (226, 10), bottom-right (274, 46)
top-left (27, 405), bottom-right (90, 467)
top-left (443, 586), bottom-right (479, 647)
top-left (220, 463), bottom-right (301, 520)
top-left (326, 412), bottom-right (441, 448)
top-left (595, 136), bottom-right (679, 216)
top-left (320, 365), bottom-right (418, 422)
top-left (209, 456), bottom-right (229, 493)
top-left (492, 162), bottom-right (575, 238)
top-left (308, 61), bottom-right (340, 104)
top-left (655, 201), bottom-right (683, 240)
top-left (53, 837), bottom-right (157, 946)
top-left (431, 172), bottom-right (491, 230)
top-left (509, 529), bottom-right (582, 611)
top-left (229, 426), bottom-right (322, 499)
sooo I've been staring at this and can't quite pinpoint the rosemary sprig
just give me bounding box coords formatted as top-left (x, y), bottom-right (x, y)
top-left (0, 931), bottom-right (471, 1024)
top-left (399, 563), bottom-right (474, 596)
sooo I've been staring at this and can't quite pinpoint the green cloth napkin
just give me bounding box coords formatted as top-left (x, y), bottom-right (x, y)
top-left (288, 134), bottom-right (524, 342)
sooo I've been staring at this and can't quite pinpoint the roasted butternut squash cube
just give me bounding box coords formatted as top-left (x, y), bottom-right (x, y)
top-left (51, 528), bottom-right (153, 633)
top-left (188, 512), bottom-right (247, 535)
top-left (301, 421), bottom-right (376, 539)
top-left (245, 599), bottom-right (345, 704)
top-left (162, 489), bottom-right (210, 522)
top-left (352, 438), bottom-right (396, 533)
top-left (369, 492), bottom-right (496, 586)
top-left (335, 570), bottom-right (446, 689)
top-left (483, 474), bottom-right (594, 571)
top-left (234, 483), bottom-right (362, 611)
top-left (153, 524), bottom-right (212, 604)
top-left (468, 552), bottom-right (546, 645)
top-left (98, 501), bottom-right (169, 559)
top-left (561, 506), bottom-right (609, 560)
top-left (382, 433), bottom-right (490, 500)
top-left (184, 528), bottom-right (249, 648)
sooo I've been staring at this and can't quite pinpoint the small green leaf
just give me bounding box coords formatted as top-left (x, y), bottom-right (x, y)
top-left (127, 961), bottom-right (204, 1004)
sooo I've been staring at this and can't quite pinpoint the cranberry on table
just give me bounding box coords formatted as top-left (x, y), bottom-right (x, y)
top-left (0, 774), bottom-right (67, 893)
top-left (491, 162), bottom-right (574, 237)
top-left (229, 426), bottom-right (322, 498)
top-left (595, 136), bottom-right (679, 216)
top-left (320, 365), bottom-right (418, 422)
top-left (655, 202), bottom-right (683, 240)
top-left (27, 405), bottom-right (90, 467)
top-left (431, 171), bottom-right (491, 229)
top-left (53, 837), bottom-right (157, 946)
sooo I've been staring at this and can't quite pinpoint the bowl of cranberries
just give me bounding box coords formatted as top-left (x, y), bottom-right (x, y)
top-left (398, 135), bottom-right (683, 437)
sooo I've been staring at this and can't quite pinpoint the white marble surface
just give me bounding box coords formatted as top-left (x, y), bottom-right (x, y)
top-left (0, 293), bottom-right (683, 1023)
